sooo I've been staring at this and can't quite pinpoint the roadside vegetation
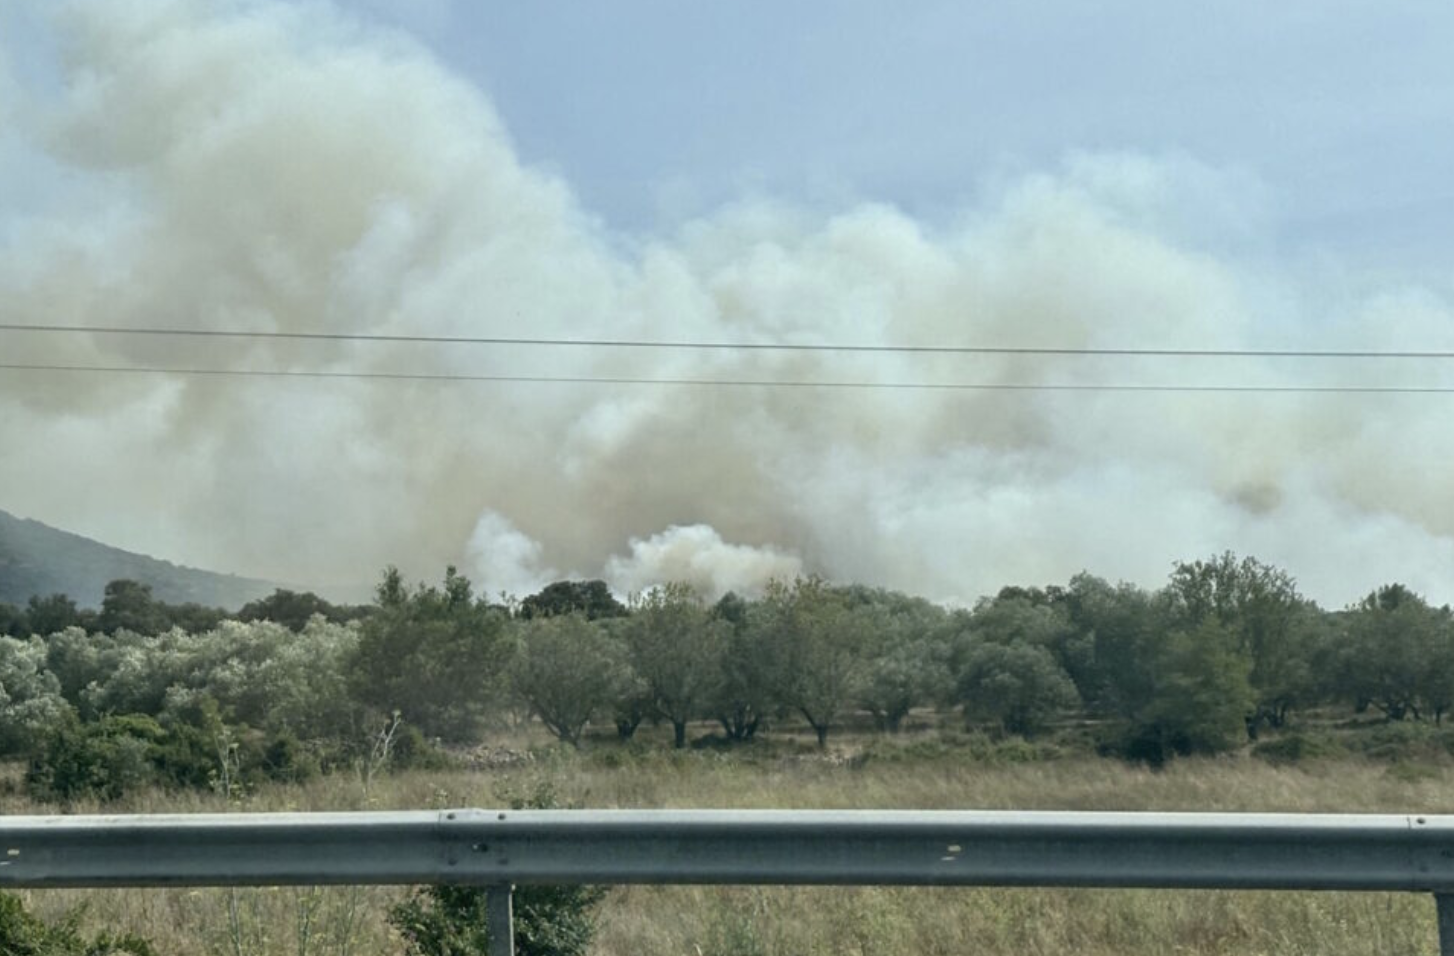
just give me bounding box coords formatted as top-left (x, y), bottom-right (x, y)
top-left (3, 747), bottom-right (1453, 955)
top-left (4, 550), bottom-right (1453, 793)
top-left (3, 550), bottom-right (1454, 952)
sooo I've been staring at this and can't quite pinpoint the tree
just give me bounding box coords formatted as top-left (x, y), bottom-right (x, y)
top-left (852, 592), bottom-right (951, 733)
top-left (705, 592), bottom-right (777, 741)
top-left (1136, 619), bottom-right (1255, 759)
top-left (164, 618), bottom-right (361, 743)
top-left (1167, 553), bottom-right (1307, 733)
top-left (954, 640), bottom-right (1079, 737)
top-left (98, 580), bottom-right (170, 636)
top-left (758, 579), bottom-right (871, 748)
top-left (1336, 584), bottom-right (1452, 721)
top-left (619, 583), bottom-right (728, 748)
top-left (508, 614), bottom-right (635, 747)
top-left (1057, 574), bottom-right (1166, 719)
top-left (968, 590), bottom-right (1076, 649)
top-left (79, 628), bottom-right (194, 719)
top-left (1055, 573), bottom-right (1254, 761)
top-left (0, 635), bottom-right (72, 757)
top-left (25, 593), bottom-right (93, 637)
top-left (164, 601), bottom-right (226, 634)
top-left (519, 581), bottom-right (627, 621)
top-left (42, 626), bottom-right (101, 706)
top-left (0, 601), bottom-right (26, 637)
top-left (236, 588), bottom-right (362, 631)
top-left (348, 567), bottom-right (511, 742)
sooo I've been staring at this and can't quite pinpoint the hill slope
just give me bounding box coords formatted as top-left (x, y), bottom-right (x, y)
top-left (0, 509), bottom-right (277, 609)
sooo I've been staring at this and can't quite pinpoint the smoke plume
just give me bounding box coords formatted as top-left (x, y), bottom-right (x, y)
top-left (1, 0), bottom-right (1451, 607)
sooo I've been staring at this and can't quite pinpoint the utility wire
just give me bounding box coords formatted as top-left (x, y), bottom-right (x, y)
top-left (2, 362), bottom-right (1450, 393)
top-left (2, 322), bottom-right (1452, 359)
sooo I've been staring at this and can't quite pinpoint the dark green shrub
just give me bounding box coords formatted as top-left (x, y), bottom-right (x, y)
top-left (0, 892), bottom-right (158, 955)
top-left (1095, 721), bottom-right (1176, 767)
top-left (388, 723), bottom-right (453, 772)
top-left (27, 715), bottom-right (166, 802)
top-left (388, 784), bottom-right (607, 956)
top-left (27, 712), bottom-right (234, 802)
top-left (258, 730), bottom-right (321, 783)
top-left (390, 883), bottom-right (607, 956)
top-left (147, 721), bottom-right (224, 792)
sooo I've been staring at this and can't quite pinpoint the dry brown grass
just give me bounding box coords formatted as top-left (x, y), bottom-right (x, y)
top-left (5, 745), bottom-right (1451, 955)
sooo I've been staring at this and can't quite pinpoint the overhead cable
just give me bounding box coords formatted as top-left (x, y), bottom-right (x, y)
top-left (2, 362), bottom-right (1450, 393)
top-left (2, 323), bottom-right (1452, 360)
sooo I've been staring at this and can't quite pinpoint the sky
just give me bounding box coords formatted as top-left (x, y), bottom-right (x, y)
top-left (1, 0), bottom-right (1452, 607)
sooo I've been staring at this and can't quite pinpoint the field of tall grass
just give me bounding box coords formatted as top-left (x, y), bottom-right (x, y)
top-left (4, 733), bottom-right (1452, 955)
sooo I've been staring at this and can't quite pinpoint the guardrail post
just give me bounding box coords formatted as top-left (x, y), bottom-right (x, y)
top-left (487, 884), bottom-right (514, 956)
top-left (1437, 894), bottom-right (1454, 956)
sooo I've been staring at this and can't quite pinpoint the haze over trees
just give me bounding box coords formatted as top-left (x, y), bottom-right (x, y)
top-left (3, 551), bottom-right (1454, 800)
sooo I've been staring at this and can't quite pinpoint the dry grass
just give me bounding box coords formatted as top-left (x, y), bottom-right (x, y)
top-left (5, 745), bottom-right (1451, 955)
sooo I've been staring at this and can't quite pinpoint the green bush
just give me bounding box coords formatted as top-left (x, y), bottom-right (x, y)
top-left (257, 729), bottom-right (322, 783)
top-left (24, 710), bottom-right (322, 802)
top-left (388, 723), bottom-right (454, 773)
top-left (0, 892), bottom-right (157, 955)
top-left (26, 715), bottom-right (172, 802)
top-left (390, 883), bottom-right (607, 956)
top-left (388, 784), bottom-right (607, 956)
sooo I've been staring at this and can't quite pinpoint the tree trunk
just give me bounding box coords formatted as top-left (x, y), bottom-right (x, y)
top-left (672, 719), bottom-right (687, 749)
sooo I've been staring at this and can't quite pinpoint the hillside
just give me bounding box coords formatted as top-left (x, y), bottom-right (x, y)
top-left (0, 508), bottom-right (277, 609)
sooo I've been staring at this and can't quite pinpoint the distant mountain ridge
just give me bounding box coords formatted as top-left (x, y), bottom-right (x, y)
top-left (0, 508), bottom-right (278, 610)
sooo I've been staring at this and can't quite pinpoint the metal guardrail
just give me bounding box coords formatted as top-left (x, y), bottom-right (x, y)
top-left (4, 809), bottom-right (1454, 954)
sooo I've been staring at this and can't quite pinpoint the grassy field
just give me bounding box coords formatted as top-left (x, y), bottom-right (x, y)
top-left (4, 733), bottom-right (1453, 955)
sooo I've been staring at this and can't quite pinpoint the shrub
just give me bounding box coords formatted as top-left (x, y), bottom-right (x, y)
top-left (257, 729), bottom-right (322, 783)
top-left (24, 709), bottom-right (315, 802)
top-left (27, 714), bottom-right (170, 802)
top-left (391, 883), bottom-right (607, 956)
top-left (0, 892), bottom-right (157, 955)
top-left (388, 785), bottom-right (607, 956)
top-left (388, 723), bottom-right (453, 773)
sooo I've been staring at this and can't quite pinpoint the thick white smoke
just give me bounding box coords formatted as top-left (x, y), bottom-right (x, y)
top-left (465, 511), bottom-right (555, 602)
top-left (1, 0), bottom-right (1451, 608)
top-left (604, 525), bottom-right (802, 601)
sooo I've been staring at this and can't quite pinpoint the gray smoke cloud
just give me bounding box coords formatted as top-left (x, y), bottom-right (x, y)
top-left (1, 0), bottom-right (1452, 607)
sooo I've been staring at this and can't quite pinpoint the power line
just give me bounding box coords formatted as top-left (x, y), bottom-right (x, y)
top-left (2, 322), bottom-right (1452, 359)
top-left (2, 362), bottom-right (1450, 393)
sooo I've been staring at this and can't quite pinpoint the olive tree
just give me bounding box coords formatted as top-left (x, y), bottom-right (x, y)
top-left (705, 592), bottom-right (777, 741)
top-left (620, 583), bottom-right (728, 748)
top-left (854, 593), bottom-right (951, 733)
top-left (0, 636), bottom-right (72, 757)
top-left (757, 579), bottom-right (872, 748)
top-left (954, 640), bottom-right (1079, 737)
top-left (508, 613), bottom-right (636, 747)
top-left (1336, 584), bottom-right (1453, 722)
